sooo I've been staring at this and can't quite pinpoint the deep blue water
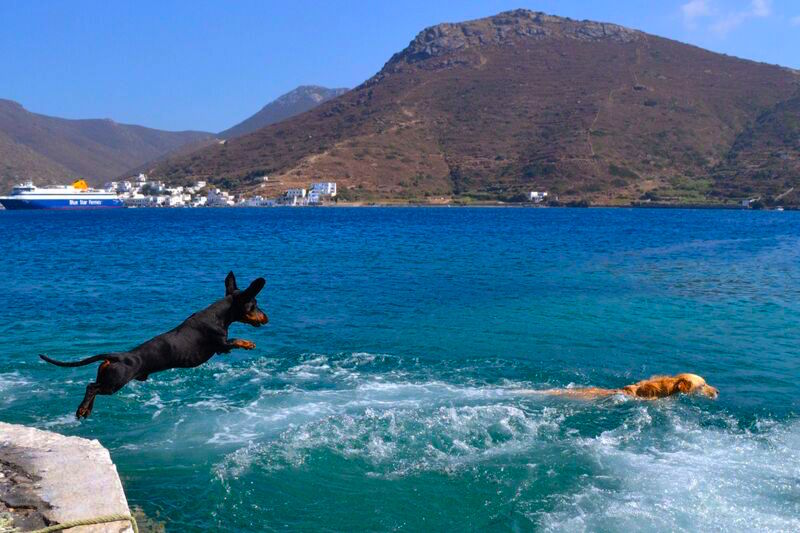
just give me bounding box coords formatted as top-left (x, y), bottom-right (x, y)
top-left (0, 207), bottom-right (798, 531)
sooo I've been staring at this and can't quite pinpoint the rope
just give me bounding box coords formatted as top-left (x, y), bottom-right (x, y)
top-left (24, 513), bottom-right (138, 533)
top-left (1, 513), bottom-right (17, 533)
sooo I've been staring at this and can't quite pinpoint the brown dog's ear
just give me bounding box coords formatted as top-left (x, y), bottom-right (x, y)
top-left (225, 271), bottom-right (238, 296)
top-left (239, 277), bottom-right (266, 301)
top-left (674, 379), bottom-right (693, 394)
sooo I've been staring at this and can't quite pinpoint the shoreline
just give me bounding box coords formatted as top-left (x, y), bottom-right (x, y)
top-left (0, 201), bottom-right (794, 211)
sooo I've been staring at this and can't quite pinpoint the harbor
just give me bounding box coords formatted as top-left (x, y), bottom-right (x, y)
top-left (0, 173), bottom-right (339, 210)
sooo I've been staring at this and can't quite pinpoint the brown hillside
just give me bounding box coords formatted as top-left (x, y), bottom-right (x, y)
top-left (711, 91), bottom-right (800, 205)
top-left (152, 10), bottom-right (799, 204)
top-left (0, 130), bottom-right (73, 187)
top-left (0, 99), bottom-right (213, 192)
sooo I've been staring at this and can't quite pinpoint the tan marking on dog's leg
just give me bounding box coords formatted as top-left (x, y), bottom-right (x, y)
top-left (232, 339), bottom-right (256, 350)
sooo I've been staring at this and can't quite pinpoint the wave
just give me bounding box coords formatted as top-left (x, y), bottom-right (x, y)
top-left (41, 351), bottom-right (790, 531)
top-left (538, 410), bottom-right (800, 532)
top-left (0, 371), bottom-right (31, 404)
top-left (197, 353), bottom-right (800, 531)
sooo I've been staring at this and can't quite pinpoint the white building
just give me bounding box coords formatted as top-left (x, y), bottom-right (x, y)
top-left (123, 194), bottom-right (153, 208)
top-left (528, 191), bottom-right (548, 203)
top-left (240, 195), bottom-right (275, 207)
top-left (113, 175), bottom-right (232, 208)
top-left (166, 194), bottom-right (185, 207)
top-left (207, 188), bottom-right (234, 207)
top-left (286, 188), bottom-right (307, 198)
top-left (311, 182), bottom-right (337, 197)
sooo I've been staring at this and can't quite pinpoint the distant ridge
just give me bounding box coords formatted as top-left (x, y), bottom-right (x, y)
top-left (220, 85), bottom-right (349, 139)
top-left (0, 99), bottom-right (213, 192)
top-left (153, 9), bottom-right (800, 205)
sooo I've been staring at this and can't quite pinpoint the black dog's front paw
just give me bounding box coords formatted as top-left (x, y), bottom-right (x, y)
top-left (76, 406), bottom-right (92, 419)
top-left (229, 339), bottom-right (256, 350)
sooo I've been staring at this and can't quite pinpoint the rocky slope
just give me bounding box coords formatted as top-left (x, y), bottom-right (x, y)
top-left (711, 91), bottom-right (800, 205)
top-left (0, 99), bottom-right (213, 192)
top-left (220, 85), bottom-right (348, 139)
top-left (152, 10), bottom-right (800, 205)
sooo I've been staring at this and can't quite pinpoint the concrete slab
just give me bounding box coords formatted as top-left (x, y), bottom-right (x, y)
top-left (0, 422), bottom-right (132, 533)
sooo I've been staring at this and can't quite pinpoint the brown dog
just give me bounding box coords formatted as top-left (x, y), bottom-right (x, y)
top-left (523, 373), bottom-right (718, 400)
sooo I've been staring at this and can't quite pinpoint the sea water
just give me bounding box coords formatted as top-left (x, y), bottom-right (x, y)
top-left (0, 207), bottom-right (798, 531)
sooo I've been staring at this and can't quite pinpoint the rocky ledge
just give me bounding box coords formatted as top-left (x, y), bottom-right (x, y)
top-left (0, 423), bottom-right (132, 533)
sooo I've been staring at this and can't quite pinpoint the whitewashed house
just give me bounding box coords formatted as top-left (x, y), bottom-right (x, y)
top-left (528, 191), bottom-right (548, 203)
top-left (286, 188), bottom-right (307, 198)
top-left (241, 195), bottom-right (275, 207)
top-left (311, 182), bottom-right (337, 197)
top-left (123, 194), bottom-right (152, 208)
top-left (207, 188), bottom-right (234, 207)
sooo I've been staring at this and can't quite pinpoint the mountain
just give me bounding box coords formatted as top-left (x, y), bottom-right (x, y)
top-left (0, 99), bottom-right (213, 192)
top-left (219, 86), bottom-right (349, 139)
top-left (120, 85), bottom-right (349, 177)
top-left (152, 10), bottom-right (800, 205)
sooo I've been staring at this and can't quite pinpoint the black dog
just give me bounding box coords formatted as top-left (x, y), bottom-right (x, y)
top-left (40, 272), bottom-right (268, 419)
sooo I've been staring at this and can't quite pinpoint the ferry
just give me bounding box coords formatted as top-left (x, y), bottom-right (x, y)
top-left (0, 180), bottom-right (124, 210)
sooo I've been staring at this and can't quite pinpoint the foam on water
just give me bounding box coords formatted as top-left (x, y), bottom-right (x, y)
top-left (0, 372), bottom-right (30, 404)
top-left (13, 349), bottom-right (797, 531)
top-left (198, 354), bottom-right (800, 531)
top-left (538, 408), bottom-right (800, 532)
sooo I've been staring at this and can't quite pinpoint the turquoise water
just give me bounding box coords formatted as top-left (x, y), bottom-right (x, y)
top-left (0, 208), bottom-right (798, 531)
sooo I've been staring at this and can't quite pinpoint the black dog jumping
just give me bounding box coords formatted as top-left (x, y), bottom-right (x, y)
top-left (40, 272), bottom-right (268, 418)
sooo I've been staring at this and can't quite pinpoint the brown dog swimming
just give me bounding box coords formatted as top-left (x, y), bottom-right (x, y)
top-left (522, 373), bottom-right (718, 400)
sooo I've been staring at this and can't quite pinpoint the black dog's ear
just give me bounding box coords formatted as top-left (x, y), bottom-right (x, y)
top-left (239, 277), bottom-right (266, 301)
top-left (225, 271), bottom-right (238, 296)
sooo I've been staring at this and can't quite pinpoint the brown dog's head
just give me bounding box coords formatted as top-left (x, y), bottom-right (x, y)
top-left (225, 271), bottom-right (268, 327)
top-left (673, 373), bottom-right (718, 398)
top-left (623, 373), bottom-right (718, 399)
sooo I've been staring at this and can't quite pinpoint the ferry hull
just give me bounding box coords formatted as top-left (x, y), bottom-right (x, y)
top-left (0, 198), bottom-right (124, 210)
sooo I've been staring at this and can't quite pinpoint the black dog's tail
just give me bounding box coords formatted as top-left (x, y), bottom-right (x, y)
top-left (39, 353), bottom-right (117, 368)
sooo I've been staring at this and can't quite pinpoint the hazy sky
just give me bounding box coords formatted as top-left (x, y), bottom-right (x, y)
top-left (1, 0), bottom-right (798, 132)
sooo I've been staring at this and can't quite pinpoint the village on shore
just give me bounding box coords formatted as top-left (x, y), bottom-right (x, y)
top-left (105, 173), bottom-right (338, 208)
top-left (103, 173), bottom-right (555, 208)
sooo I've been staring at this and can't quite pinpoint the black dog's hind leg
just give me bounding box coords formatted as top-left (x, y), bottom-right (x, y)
top-left (76, 360), bottom-right (132, 419)
top-left (76, 382), bottom-right (100, 419)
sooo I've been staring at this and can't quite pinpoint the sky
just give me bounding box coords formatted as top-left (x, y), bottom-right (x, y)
top-left (1, 0), bottom-right (798, 133)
